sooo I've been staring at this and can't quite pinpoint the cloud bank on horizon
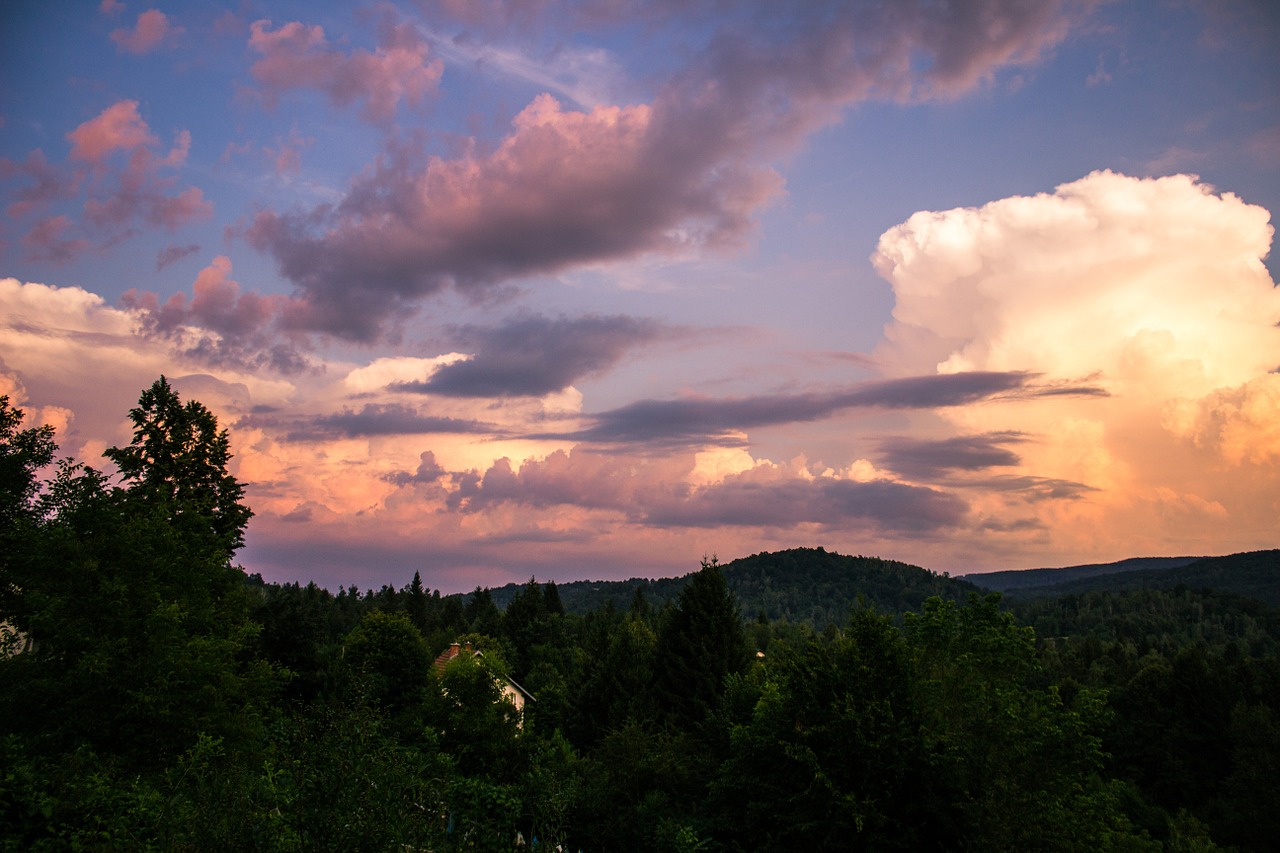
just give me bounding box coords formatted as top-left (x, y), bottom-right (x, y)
top-left (2, 0), bottom-right (1277, 591)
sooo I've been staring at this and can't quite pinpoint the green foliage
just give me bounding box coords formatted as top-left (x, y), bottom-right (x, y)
top-left (997, 550), bottom-right (1280, 607)
top-left (654, 558), bottom-right (750, 728)
top-left (103, 376), bottom-right (253, 559)
top-left (428, 648), bottom-right (525, 782)
top-left (0, 395), bottom-right (56, 530)
top-left (343, 609), bottom-right (432, 715)
top-left (904, 595), bottom-right (1147, 851)
top-left (3, 382), bottom-right (1274, 851)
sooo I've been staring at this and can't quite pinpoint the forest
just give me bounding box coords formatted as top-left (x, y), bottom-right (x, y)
top-left (2, 381), bottom-right (1278, 852)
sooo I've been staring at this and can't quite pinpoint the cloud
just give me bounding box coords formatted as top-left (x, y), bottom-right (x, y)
top-left (303, 403), bottom-right (495, 439)
top-left (871, 170), bottom-right (1280, 562)
top-left (453, 446), bottom-right (966, 535)
top-left (383, 450), bottom-right (447, 485)
top-left (398, 314), bottom-right (667, 397)
top-left (110, 9), bottom-right (182, 54)
top-left (876, 432), bottom-right (1027, 479)
top-left (874, 171), bottom-right (1277, 390)
top-left (155, 243), bottom-right (200, 270)
top-left (559, 371), bottom-right (1103, 446)
top-left (246, 0), bottom-right (1090, 341)
top-left (22, 216), bottom-right (90, 264)
top-left (249, 11), bottom-right (443, 122)
top-left (1, 150), bottom-right (79, 218)
top-left (4, 100), bottom-right (217, 260)
top-left (643, 474), bottom-right (966, 532)
top-left (122, 256), bottom-right (312, 373)
top-left (245, 94), bottom-right (760, 340)
top-left (0, 277), bottom-right (291, 462)
top-left (67, 100), bottom-right (156, 164)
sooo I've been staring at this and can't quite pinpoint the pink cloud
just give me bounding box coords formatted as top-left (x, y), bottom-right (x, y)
top-left (247, 93), bottom-right (783, 339)
top-left (110, 9), bottom-right (182, 54)
top-left (264, 126), bottom-right (313, 176)
top-left (67, 100), bottom-right (156, 164)
top-left (122, 256), bottom-right (312, 372)
top-left (22, 215), bottom-right (91, 264)
top-left (247, 1), bottom-right (1089, 342)
top-left (79, 124), bottom-right (210, 230)
top-left (99, 0), bottom-right (124, 16)
top-left (4, 102), bottom-right (210, 263)
top-left (1, 150), bottom-right (79, 218)
top-left (248, 12), bottom-right (442, 122)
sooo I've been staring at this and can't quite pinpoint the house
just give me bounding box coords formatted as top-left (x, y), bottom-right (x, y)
top-left (432, 641), bottom-right (536, 720)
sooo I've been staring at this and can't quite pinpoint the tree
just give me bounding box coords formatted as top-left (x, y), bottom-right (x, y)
top-left (406, 571), bottom-right (429, 635)
top-left (905, 595), bottom-right (1148, 851)
top-left (0, 380), bottom-right (275, 773)
top-left (710, 609), bottom-right (945, 851)
top-left (0, 395), bottom-right (56, 530)
top-left (0, 397), bottom-right (58, 655)
top-left (653, 558), bottom-right (750, 729)
top-left (103, 376), bottom-right (252, 559)
top-left (543, 579), bottom-right (565, 617)
top-left (343, 610), bottom-right (431, 718)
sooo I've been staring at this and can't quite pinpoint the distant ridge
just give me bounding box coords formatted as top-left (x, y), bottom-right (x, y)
top-left (487, 547), bottom-right (981, 624)
top-left (967, 550), bottom-right (1280, 607)
top-left (962, 556), bottom-right (1205, 592)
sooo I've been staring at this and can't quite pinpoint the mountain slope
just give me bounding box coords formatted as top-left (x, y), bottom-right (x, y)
top-left (488, 547), bottom-right (981, 624)
top-left (978, 550), bottom-right (1280, 606)
top-left (962, 556), bottom-right (1205, 592)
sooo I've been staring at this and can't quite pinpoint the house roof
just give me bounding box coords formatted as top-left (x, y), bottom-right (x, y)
top-left (432, 641), bottom-right (536, 702)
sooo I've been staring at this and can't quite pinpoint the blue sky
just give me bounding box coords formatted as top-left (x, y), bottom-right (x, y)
top-left (2, 1), bottom-right (1278, 592)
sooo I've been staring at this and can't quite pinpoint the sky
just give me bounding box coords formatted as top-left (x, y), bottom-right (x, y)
top-left (2, 0), bottom-right (1278, 593)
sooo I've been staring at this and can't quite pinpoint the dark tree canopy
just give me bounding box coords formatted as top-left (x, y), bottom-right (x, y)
top-left (104, 376), bottom-right (252, 558)
top-left (654, 557), bottom-right (750, 727)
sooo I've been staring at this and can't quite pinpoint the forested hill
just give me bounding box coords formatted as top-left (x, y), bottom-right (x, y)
top-left (970, 550), bottom-right (1280, 606)
top-left (963, 556), bottom-right (1205, 592)
top-left (488, 547), bottom-right (981, 623)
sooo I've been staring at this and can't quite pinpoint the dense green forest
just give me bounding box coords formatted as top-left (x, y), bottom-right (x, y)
top-left (3, 382), bottom-right (1278, 851)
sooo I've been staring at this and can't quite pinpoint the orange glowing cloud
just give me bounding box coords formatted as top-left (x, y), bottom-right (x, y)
top-left (872, 171), bottom-right (1280, 563)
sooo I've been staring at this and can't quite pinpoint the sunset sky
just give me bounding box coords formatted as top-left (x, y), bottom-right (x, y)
top-left (3, 0), bottom-right (1278, 593)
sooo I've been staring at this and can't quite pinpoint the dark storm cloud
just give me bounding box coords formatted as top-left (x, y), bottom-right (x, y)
top-left (556, 371), bottom-right (1104, 445)
top-left (876, 431), bottom-right (1028, 479)
top-left (397, 314), bottom-right (667, 397)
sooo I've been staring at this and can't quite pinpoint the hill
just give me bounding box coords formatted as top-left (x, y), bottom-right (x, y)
top-left (488, 547), bottom-right (982, 624)
top-left (962, 556), bottom-right (1204, 592)
top-left (974, 550), bottom-right (1280, 606)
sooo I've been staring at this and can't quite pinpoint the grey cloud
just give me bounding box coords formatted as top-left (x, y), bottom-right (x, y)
top-left (156, 243), bottom-right (200, 270)
top-left (971, 474), bottom-right (1097, 502)
top-left (876, 431), bottom-right (1028, 479)
top-left (557, 371), bottom-right (1102, 445)
top-left (288, 403), bottom-right (496, 440)
top-left (398, 314), bottom-right (667, 397)
top-left (453, 447), bottom-right (966, 535)
top-left (642, 476), bottom-right (967, 532)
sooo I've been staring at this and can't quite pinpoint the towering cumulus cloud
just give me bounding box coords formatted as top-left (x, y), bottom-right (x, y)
top-left (873, 171), bottom-right (1280, 560)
